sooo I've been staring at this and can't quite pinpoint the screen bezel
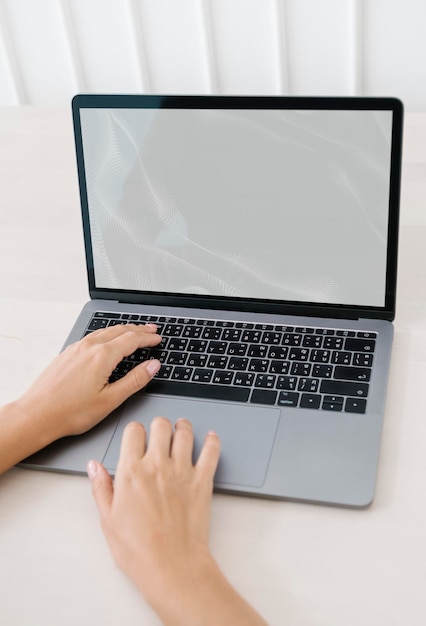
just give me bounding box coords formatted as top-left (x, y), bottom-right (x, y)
top-left (72, 94), bottom-right (403, 321)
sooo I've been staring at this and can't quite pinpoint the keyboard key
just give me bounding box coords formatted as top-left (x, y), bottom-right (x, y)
top-left (323, 395), bottom-right (344, 404)
top-left (353, 352), bottom-right (374, 367)
top-left (202, 326), bottom-right (222, 340)
top-left (156, 365), bottom-right (173, 379)
top-left (228, 357), bottom-right (249, 371)
top-left (345, 398), bottom-right (367, 413)
top-left (248, 344), bottom-right (268, 358)
top-left (300, 393), bottom-right (321, 409)
top-left (167, 352), bottom-right (188, 365)
top-left (171, 367), bottom-right (192, 380)
top-left (255, 323), bottom-right (274, 331)
top-left (207, 355), bottom-right (228, 369)
top-left (311, 349), bottom-right (331, 363)
top-left (320, 380), bottom-right (369, 397)
top-left (192, 368), bottom-right (214, 383)
top-left (267, 346), bottom-right (288, 359)
top-left (323, 337), bottom-right (343, 350)
top-left (95, 311), bottom-right (120, 318)
top-left (236, 322), bottom-right (254, 329)
top-left (234, 372), bottom-right (255, 386)
top-left (147, 380), bottom-right (250, 402)
top-left (254, 374), bottom-right (276, 388)
top-left (290, 362), bottom-right (311, 376)
top-left (183, 325), bottom-right (203, 338)
top-left (212, 370), bottom-right (234, 385)
top-left (187, 354), bottom-right (208, 367)
top-left (311, 364), bottom-right (333, 378)
top-left (222, 328), bottom-right (241, 341)
top-left (88, 318), bottom-right (108, 331)
top-left (277, 391), bottom-right (300, 407)
top-left (227, 342), bottom-right (247, 356)
top-left (336, 330), bottom-right (355, 337)
top-left (270, 360), bottom-right (290, 375)
top-left (276, 376), bottom-right (297, 390)
top-left (302, 335), bottom-right (323, 348)
top-left (276, 325), bottom-right (294, 332)
top-left (163, 324), bottom-right (183, 336)
top-left (167, 338), bottom-right (188, 351)
top-left (188, 340), bottom-right (208, 352)
top-left (344, 338), bottom-right (376, 353)
top-left (288, 348), bottom-right (309, 361)
top-left (332, 350), bottom-right (352, 365)
top-left (298, 378), bottom-right (319, 392)
top-left (334, 366), bottom-right (371, 382)
top-left (249, 359), bottom-right (269, 373)
top-left (262, 331), bottom-right (282, 344)
top-left (241, 330), bottom-right (261, 343)
top-left (140, 314), bottom-right (160, 323)
top-left (207, 341), bottom-right (227, 354)
top-left (283, 333), bottom-right (302, 346)
top-left (322, 399), bottom-right (343, 411)
top-left (250, 389), bottom-right (277, 405)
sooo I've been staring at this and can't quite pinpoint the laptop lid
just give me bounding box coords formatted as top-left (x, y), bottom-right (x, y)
top-left (71, 94), bottom-right (403, 322)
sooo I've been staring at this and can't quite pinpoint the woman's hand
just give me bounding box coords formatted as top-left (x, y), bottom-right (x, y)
top-left (17, 323), bottom-right (162, 438)
top-left (88, 418), bottom-right (267, 626)
top-left (0, 324), bottom-right (162, 474)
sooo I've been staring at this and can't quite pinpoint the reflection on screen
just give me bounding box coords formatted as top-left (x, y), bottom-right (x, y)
top-left (80, 107), bottom-right (392, 307)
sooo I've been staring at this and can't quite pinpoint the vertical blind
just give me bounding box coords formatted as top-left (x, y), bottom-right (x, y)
top-left (0, 0), bottom-right (425, 109)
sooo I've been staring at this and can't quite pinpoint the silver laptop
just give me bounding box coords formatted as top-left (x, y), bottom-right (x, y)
top-left (22, 95), bottom-right (403, 508)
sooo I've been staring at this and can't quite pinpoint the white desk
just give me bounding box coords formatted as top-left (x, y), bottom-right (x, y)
top-left (0, 107), bottom-right (425, 626)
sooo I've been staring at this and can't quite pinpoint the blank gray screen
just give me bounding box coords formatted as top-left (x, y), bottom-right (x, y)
top-left (80, 107), bottom-right (392, 307)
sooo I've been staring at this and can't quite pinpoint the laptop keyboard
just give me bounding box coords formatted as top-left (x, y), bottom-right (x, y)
top-left (85, 312), bottom-right (376, 414)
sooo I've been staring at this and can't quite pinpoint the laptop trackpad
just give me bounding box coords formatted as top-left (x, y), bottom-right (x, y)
top-left (103, 395), bottom-right (280, 488)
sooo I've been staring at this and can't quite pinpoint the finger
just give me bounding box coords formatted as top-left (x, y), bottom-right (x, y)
top-left (195, 431), bottom-right (221, 479)
top-left (85, 323), bottom-right (160, 345)
top-left (146, 416), bottom-right (173, 460)
top-left (118, 421), bottom-right (147, 462)
top-left (106, 359), bottom-right (161, 407)
top-left (107, 329), bottom-right (162, 362)
top-left (171, 418), bottom-right (194, 468)
top-left (94, 329), bottom-right (161, 379)
top-left (87, 460), bottom-right (114, 517)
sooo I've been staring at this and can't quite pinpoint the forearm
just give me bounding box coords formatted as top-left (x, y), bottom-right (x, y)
top-left (0, 400), bottom-right (57, 475)
top-left (139, 551), bottom-right (268, 626)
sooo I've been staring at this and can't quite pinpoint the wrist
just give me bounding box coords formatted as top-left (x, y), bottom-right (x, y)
top-left (0, 398), bottom-right (59, 474)
top-left (139, 548), bottom-right (266, 626)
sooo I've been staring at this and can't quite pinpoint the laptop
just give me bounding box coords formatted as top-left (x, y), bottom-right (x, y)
top-left (22, 94), bottom-right (403, 508)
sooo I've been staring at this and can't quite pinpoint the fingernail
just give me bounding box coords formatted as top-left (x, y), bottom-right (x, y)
top-left (87, 460), bottom-right (97, 479)
top-left (146, 359), bottom-right (161, 376)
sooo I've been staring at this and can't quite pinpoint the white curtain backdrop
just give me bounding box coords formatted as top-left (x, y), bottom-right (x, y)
top-left (0, 0), bottom-right (425, 110)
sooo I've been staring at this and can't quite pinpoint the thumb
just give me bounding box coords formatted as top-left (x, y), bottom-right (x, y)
top-left (87, 460), bottom-right (114, 517)
top-left (107, 359), bottom-right (161, 406)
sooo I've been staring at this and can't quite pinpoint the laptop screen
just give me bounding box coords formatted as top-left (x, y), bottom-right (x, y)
top-left (77, 101), bottom-right (397, 310)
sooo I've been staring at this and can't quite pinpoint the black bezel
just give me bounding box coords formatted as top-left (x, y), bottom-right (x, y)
top-left (71, 94), bottom-right (403, 322)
